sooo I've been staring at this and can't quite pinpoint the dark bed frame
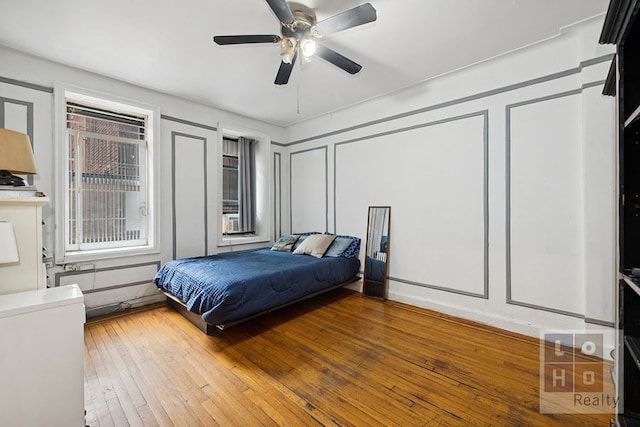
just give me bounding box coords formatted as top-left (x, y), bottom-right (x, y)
top-left (162, 276), bottom-right (360, 334)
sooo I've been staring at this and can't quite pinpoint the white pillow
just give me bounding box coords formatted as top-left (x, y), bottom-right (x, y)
top-left (292, 234), bottom-right (336, 258)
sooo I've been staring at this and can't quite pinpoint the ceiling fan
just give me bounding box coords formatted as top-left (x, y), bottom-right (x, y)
top-left (213, 0), bottom-right (377, 85)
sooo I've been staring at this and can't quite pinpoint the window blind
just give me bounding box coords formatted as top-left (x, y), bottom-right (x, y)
top-left (65, 100), bottom-right (148, 250)
top-left (66, 102), bottom-right (146, 140)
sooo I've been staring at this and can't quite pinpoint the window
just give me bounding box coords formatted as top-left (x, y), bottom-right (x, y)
top-left (217, 126), bottom-right (270, 246)
top-left (56, 85), bottom-right (158, 260)
top-left (221, 136), bottom-right (256, 235)
top-left (222, 137), bottom-right (239, 234)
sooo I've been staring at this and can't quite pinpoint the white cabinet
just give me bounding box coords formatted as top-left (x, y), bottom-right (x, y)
top-left (0, 284), bottom-right (85, 427)
top-left (0, 197), bottom-right (48, 295)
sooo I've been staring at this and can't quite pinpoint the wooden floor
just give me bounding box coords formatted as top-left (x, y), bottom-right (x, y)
top-left (84, 289), bottom-right (614, 426)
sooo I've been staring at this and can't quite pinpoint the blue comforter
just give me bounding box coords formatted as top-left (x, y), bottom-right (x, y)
top-left (365, 256), bottom-right (386, 283)
top-left (153, 249), bottom-right (360, 326)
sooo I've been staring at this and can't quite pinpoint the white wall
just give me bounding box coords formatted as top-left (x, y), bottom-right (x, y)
top-left (0, 45), bottom-right (286, 315)
top-left (284, 16), bottom-right (617, 339)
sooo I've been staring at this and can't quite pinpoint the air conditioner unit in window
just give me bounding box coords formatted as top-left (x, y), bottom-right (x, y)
top-left (225, 214), bottom-right (239, 233)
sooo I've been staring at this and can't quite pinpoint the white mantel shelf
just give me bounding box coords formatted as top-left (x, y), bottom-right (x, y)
top-left (0, 196), bottom-right (48, 204)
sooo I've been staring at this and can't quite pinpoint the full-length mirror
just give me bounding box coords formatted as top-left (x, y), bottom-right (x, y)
top-left (363, 206), bottom-right (390, 299)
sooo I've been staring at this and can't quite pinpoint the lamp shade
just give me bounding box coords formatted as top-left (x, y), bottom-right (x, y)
top-left (0, 128), bottom-right (37, 174)
top-left (0, 220), bottom-right (19, 264)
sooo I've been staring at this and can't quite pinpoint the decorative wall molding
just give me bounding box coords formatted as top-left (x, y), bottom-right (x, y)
top-left (273, 152), bottom-right (282, 238)
top-left (287, 54), bottom-right (614, 147)
top-left (0, 76), bottom-right (53, 93)
top-left (334, 110), bottom-right (489, 299)
top-left (161, 114), bottom-right (283, 146)
top-left (171, 131), bottom-right (208, 260)
top-left (505, 87), bottom-right (597, 319)
top-left (162, 114), bottom-right (217, 132)
top-left (290, 146), bottom-right (328, 232)
top-left (55, 261), bottom-right (161, 293)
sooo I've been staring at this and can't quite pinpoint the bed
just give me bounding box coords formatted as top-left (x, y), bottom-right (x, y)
top-left (154, 233), bottom-right (360, 333)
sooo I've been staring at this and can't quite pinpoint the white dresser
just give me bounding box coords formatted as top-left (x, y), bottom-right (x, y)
top-left (0, 284), bottom-right (85, 427)
top-left (0, 197), bottom-right (48, 295)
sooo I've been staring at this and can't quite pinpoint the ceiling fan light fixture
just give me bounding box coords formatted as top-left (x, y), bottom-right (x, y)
top-left (300, 38), bottom-right (316, 58)
top-left (280, 37), bottom-right (297, 63)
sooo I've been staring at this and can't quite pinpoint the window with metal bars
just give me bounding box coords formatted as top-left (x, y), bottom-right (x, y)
top-left (222, 137), bottom-right (239, 216)
top-left (221, 136), bottom-right (256, 236)
top-left (64, 100), bottom-right (150, 252)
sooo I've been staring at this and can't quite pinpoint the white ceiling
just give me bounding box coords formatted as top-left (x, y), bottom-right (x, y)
top-left (0, 0), bottom-right (609, 127)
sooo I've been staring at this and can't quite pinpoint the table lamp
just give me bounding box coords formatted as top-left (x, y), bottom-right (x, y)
top-left (0, 128), bottom-right (37, 186)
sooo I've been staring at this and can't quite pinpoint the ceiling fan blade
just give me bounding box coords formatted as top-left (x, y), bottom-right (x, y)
top-left (265, 0), bottom-right (295, 24)
top-left (316, 3), bottom-right (377, 36)
top-left (213, 35), bottom-right (281, 45)
top-left (316, 45), bottom-right (362, 75)
top-left (274, 52), bottom-right (297, 85)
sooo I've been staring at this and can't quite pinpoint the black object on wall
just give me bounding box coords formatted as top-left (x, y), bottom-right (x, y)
top-left (600, 0), bottom-right (640, 424)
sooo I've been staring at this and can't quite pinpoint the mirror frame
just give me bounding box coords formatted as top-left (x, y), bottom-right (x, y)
top-left (363, 206), bottom-right (390, 299)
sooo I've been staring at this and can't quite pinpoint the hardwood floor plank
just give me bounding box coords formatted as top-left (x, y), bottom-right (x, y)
top-left (218, 343), bottom-right (344, 426)
top-left (95, 324), bottom-right (147, 427)
top-left (84, 329), bottom-right (111, 427)
top-left (277, 313), bottom-right (501, 426)
top-left (85, 327), bottom-right (119, 427)
top-left (108, 315), bottom-right (188, 426)
top-left (118, 316), bottom-right (206, 427)
top-left (84, 289), bottom-right (614, 426)
top-left (299, 294), bottom-right (608, 419)
top-left (98, 329), bottom-right (149, 425)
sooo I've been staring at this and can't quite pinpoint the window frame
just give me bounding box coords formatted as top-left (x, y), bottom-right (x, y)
top-left (216, 124), bottom-right (271, 247)
top-left (54, 83), bottom-right (161, 263)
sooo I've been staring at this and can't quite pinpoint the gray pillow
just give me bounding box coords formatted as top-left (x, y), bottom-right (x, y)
top-left (271, 234), bottom-right (299, 252)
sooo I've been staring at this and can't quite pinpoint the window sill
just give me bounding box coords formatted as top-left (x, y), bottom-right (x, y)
top-left (217, 234), bottom-right (270, 247)
top-left (57, 245), bottom-right (159, 264)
